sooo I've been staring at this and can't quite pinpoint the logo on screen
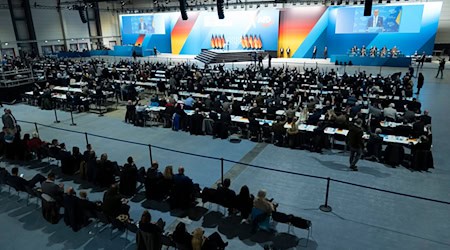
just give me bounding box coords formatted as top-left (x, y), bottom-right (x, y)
top-left (257, 16), bottom-right (273, 27)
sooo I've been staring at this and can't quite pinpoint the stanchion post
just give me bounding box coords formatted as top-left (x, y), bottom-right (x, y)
top-left (34, 122), bottom-right (39, 135)
top-left (70, 108), bottom-right (77, 126)
top-left (85, 132), bottom-right (89, 145)
top-left (148, 144), bottom-right (153, 164)
top-left (319, 177), bottom-right (332, 212)
top-left (53, 108), bottom-right (60, 123)
top-left (220, 158), bottom-right (224, 184)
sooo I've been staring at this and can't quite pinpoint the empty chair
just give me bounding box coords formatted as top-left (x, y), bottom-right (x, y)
top-left (41, 193), bottom-right (60, 224)
top-left (290, 216), bottom-right (312, 247)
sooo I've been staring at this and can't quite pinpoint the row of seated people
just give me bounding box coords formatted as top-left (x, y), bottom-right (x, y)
top-left (349, 45), bottom-right (400, 57)
top-left (0, 128), bottom-right (203, 209)
top-left (0, 167), bottom-right (229, 249)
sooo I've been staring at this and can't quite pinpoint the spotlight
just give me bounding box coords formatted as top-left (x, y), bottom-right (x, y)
top-left (4, 42), bottom-right (8, 46)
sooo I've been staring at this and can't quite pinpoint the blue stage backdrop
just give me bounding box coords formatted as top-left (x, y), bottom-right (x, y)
top-left (312, 2), bottom-right (442, 58)
top-left (172, 10), bottom-right (280, 55)
top-left (120, 13), bottom-right (177, 55)
top-left (117, 2), bottom-right (441, 58)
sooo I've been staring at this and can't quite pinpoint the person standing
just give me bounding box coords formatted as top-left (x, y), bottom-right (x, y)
top-left (268, 54), bottom-right (272, 68)
top-left (312, 46), bottom-right (317, 59)
top-left (153, 46), bottom-right (157, 57)
top-left (286, 47), bottom-right (291, 58)
top-left (416, 73), bottom-right (424, 94)
top-left (2, 108), bottom-right (18, 135)
top-left (436, 58), bottom-right (445, 79)
top-left (347, 119), bottom-right (364, 171)
top-left (323, 46), bottom-right (328, 59)
top-left (418, 51), bottom-right (426, 68)
top-left (279, 47), bottom-right (284, 58)
top-left (132, 50), bottom-right (137, 61)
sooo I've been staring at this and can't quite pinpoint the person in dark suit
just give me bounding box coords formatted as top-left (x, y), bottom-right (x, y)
top-left (420, 110), bottom-right (432, 125)
top-left (323, 46), bottom-right (328, 59)
top-left (102, 184), bottom-right (130, 218)
top-left (367, 9), bottom-right (384, 29)
top-left (63, 187), bottom-right (83, 232)
top-left (171, 166), bottom-right (194, 209)
top-left (417, 51), bottom-right (426, 68)
top-left (7, 167), bottom-right (46, 191)
top-left (347, 119), bottom-right (364, 171)
top-left (436, 58), bottom-right (445, 79)
top-left (172, 222), bottom-right (193, 248)
top-left (190, 108), bottom-right (204, 135)
top-left (216, 178), bottom-right (236, 210)
top-left (312, 46), bottom-right (317, 59)
top-left (138, 210), bottom-right (165, 247)
top-left (119, 156), bottom-right (138, 197)
top-left (78, 190), bottom-right (101, 225)
top-left (41, 172), bottom-right (64, 205)
top-left (138, 17), bottom-right (147, 33)
top-left (416, 73), bottom-right (424, 94)
top-left (145, 160), bottom-right (164, 200)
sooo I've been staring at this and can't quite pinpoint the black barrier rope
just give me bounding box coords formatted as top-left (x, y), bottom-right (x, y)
top-left (331, 178), bottom-right (450, 206)
top-left (16, 119), bottom-right (450, 207)
top-left (18, 120), bottom-right (85, 135)
top-left (223, 158), bottom-right (328, 180)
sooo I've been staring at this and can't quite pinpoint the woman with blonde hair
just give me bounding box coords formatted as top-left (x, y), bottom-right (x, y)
top-left (160, 165), bottom-right (174, 199)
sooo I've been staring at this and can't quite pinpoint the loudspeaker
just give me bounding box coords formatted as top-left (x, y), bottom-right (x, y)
top-left (364, 0), bottom-right (373, 16)
top-left (78, 7), bottom-right (87, 23)
top-left (217, 0), bottom-right (224, 19)
top-left (179, 0), bottom-right (188, 20)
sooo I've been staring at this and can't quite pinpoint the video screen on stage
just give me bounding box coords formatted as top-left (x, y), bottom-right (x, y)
top-left (335, 4), bottom-right (424, 34)
top-left (121, 14), bottom-right (166, 35)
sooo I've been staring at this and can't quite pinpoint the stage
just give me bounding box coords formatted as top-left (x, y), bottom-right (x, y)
top-left (330, 54), bottom-right (413, 67)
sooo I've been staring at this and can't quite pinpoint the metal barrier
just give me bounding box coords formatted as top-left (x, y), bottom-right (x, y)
top-left (17, 119), bottom-right (450, 213)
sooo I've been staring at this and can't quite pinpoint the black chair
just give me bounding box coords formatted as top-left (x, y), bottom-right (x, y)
top-left (94, 210), bottom-right (113, 237)
top-left (123, 221), bottom-right (139, 248)
top-left (24, 185), bottom-right (41, 206)
top-left (161, 234), bottom-right (177, 249)
top-left (384, 144), bottom-right (405, 167)
top-left (272, 211), bottom-right (293, 232)
top-left (6, 179), bottom-right (22, 200)
top-left (41, 193), bottom-right (60, 224)
top-left (411, 150), bottom-right (434, 171)
top-left (290, 216), bottom-right (312, 247)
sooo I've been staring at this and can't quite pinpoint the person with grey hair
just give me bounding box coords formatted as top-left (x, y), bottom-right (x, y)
top-left (347, 119), bottom-right (364, 171)
top-left (253, 189), bottom-right (277, 214)
top-left (383, 103), bottom-right (397, 121)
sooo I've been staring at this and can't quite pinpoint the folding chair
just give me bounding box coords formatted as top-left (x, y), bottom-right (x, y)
top-left (290, 216), bottom-right (312, 247)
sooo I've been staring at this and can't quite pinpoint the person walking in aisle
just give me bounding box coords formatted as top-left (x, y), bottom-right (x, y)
top-left (347, 119), bottom-right (364, 171)
top-left (416, 73), bottom-right (424, 94)
top-left (436, 58), bottom-right (445, 79)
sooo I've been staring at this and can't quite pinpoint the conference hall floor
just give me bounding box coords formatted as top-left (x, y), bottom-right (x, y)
top-left (0, 57), bottom-right (449, 250)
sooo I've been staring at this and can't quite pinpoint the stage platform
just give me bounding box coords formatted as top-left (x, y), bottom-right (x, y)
top-left (93, 52), bottom-right (444, 70)
top-left (195, 49), bottom-right (268, 64)
top-left (330, 55), bottom-right (413, 67)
